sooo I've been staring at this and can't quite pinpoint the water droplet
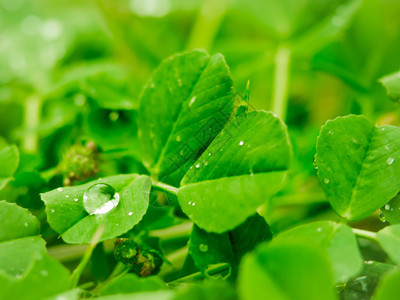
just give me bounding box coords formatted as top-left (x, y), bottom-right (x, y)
top-left (387, 157), bottom-right (395, 165)
top-left (40, 270), bottom-right (48, 276)
top-left (250, 173), bottom-right (254, 176)
top-left (328, 130), bottom-right (334, 135)
top-left (365, 260), bottom-right (374, 265)
top-left (239, 140), bottom-right (244, 146)
top-left (208, 152), bottom-right (212, 156)
top-left (190, 166), bottom-right (193, 170)
top-left (381, 127), bottom-right (386, 131)
top-left (385, 145), bottom-right (389, 150)
top-left (317, 227), bottom-right (322, 232)
top-left (57, 188), bottom-right (63, 192)
top-left (196, 164), bottom-right (200, 168)
top-left (51, 209), bottom-right (55, 213)
top-left (385, 204), bottom-right (391, 210)
top-left (24, 222), bottom-right (28, 227)
top-left (188, 201), bottom-right (192, 205)
top-left (128, 211), bottom-right (133, 216)
top-left (176, 135), bottom-right (181, 142)
top-left (379, 212), bottom-right (387, 223)
top-left (74, 198), bottom-right (79, 202)
top-left (323, 178), bottom-right (330, 184)
top-left (65, 195), bottom-right (69, 198)
top-left (177, 78), bottom-right (182, 87)
top-left (109, 111), bottom-right (119, 122)
top-left (83, 183), bottom-right (120, 215)
top-left (188, 96), bottom-right (196, 108)
top-left (192, 202), bottom-right (196, 206)
top-left (199, 244), bottom-right (208, 252)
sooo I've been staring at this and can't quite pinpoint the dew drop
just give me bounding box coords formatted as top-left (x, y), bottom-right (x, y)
top-left (57, 187), bottom-right (63, 192)
top-left (199, 244), bottom-right (208, 252)
top-left (74, 198), bottom-right (79, 202)
top-left (24, 222), bottom-right (28, 227)
top-left (192, 202), bottom-right (196, 206)
top-left (176, 135), bottom-right (181, 142)
top-left (83, 183), bottom-right (120, 215)
top-left (188, 201), bottom-right (192, 205)
top-left (239, 140), bottom-right (244, 146)
top-left (323, 178), bottom-right (330, 184)
top-left (196, 164), bottom-right (200, 168)
top-left (188, 96), bottom-right (196, 108)
top-left (65, 195), bottom-right (69, 198)
top-left (385, 204), bottom-right (391, 210)
top-left (328, 130), bottom-right (334, 135)
top-left (208, 152), bottom-right (212, 156)
top-left (128, 211), bottom-right (133, 216)
top-left (387, 157), bottom-right (395, 165)
top-left (317, 227), bottom-right (322, 232)
top-left (51, 209), bottom-right (55, 213)
top-left (40, 270), bottom-right (48, 276)
top-left (109, 111), bottom-right (119, 122)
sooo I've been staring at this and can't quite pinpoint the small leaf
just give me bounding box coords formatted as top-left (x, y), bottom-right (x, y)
top-left (0, 144), bottom-right (19, 190)
top-left (189, 214), bottom-right (272, 276)
top-left (315, 115), bottom-right (400, 220)
top-left (380, 70), bottom-right (400, 101)
top-left (274, 221), bottom-right (362, 283)
top-left (101, 274), bottom-right (166, 295)
top-left (0, 201), bottom-right (40, 242)
top-left (373, 269), bottom-right (400, 300)
top-left (377, 225), bottom-right (400, 265)
top-left (41, 174), bottom-right (151, 244)
top-left (138, 50), bottom-right (235, 185)
top-left (178, 111), bottom-right (291, 233)
top-left (238, 242), bottom-right (337, 300)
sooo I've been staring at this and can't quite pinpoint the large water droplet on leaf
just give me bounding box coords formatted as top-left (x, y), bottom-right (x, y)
top-left (83, 183), bottom-right (120, 215)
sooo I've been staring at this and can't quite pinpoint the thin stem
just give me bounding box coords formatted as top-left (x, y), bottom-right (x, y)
top-left (93, 263), bottom-right (129, 294)
top-left (70, 225), bottom-right (105, 287)
top-left (159, 246), bottom-right (189, 277)
top-left (168, 263), bottom-right (230, 284)
top-left (271, 45), bottom-right (292, 121)
top-left (150, 222), bottom-right (192, 240)
top-left (152, 180), bottom-right (179, 196)
top-left (352, 228), bottom-right (378, 242)
top-left (22, 94), bottom-right (42, 153)
top-left (186, 0), bottom-right (228, 51)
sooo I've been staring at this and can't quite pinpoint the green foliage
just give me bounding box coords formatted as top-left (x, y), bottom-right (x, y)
top-left (2, 1), bottom-right (400, 298)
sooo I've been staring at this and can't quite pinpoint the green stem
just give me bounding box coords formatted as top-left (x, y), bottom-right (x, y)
top-left (150, 222), bottom-right (192, 240)
top-left (168, 263), bottom-right (230, 284)
top-left (152, 180), bottom-right (179, 196)
top-left (40, 165), bottom-right (60, 181)
top-left (22, 94), bottom-right (42, 153)
top-left (186, 0), bottom-right (228, 51)
top-left (159, 246), bottom-right (189, 277)
top-left (271, 45), bottom-right (292, 120)
top-left (93, 263), bottom-right (129, 293)
top-left (70, 225), bottom-right (105, 287)
top-left (352, 228), bottom-right (378, 242)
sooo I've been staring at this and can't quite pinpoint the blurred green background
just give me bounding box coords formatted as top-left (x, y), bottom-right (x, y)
top-left (1, 0), bottom-right (400, 232)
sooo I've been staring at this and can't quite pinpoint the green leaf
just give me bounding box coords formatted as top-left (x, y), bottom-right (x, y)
top-left (101, 274), bottom-right (166, 295)
top-left (338, 261), bottom-right (396, 300)
top-left (315, 115), bottom-right (400, 220)
top-left (0, 252), bottom-right (70, 300)
top-left (174, 280), bottom-right (237, 300)
top-left (274, 221), bottom-right (362, 283)
top-left (138, 50), bottom-right (235, 185)
top-left (377, 224), bottom-right (400, 265)
top-left (0, 144), bottom-right (19, 190)
top-left (380, 70), bottom-right (400, 101)
top-left (97, 291), bottom-right (175, 300)
top-left (0, 201), bottom-right (40, 242)
top-left (178, 111), bottom-right (291, 233)
top-left (380, 193), bottom-right (400, 224)
top-left (189, 214), bottom-right (272, 274)
top-left (238, 242), bottom-right (337, 300)
top-left (373, 269), bottom-right (400, 300)
top-left (41, 174), bottom-right (151, 244)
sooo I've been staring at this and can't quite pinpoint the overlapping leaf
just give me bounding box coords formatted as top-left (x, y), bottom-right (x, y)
top-left (178, 111), bottom-right (291, 233)
top-left (274, 221), bottom-right (362, 283)
top-left (315, 115), bottom-right (400, 220)
top-left (138, 50), bottom-right (235, 185)
top-left (0, 144), bottom-right (19, 190)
